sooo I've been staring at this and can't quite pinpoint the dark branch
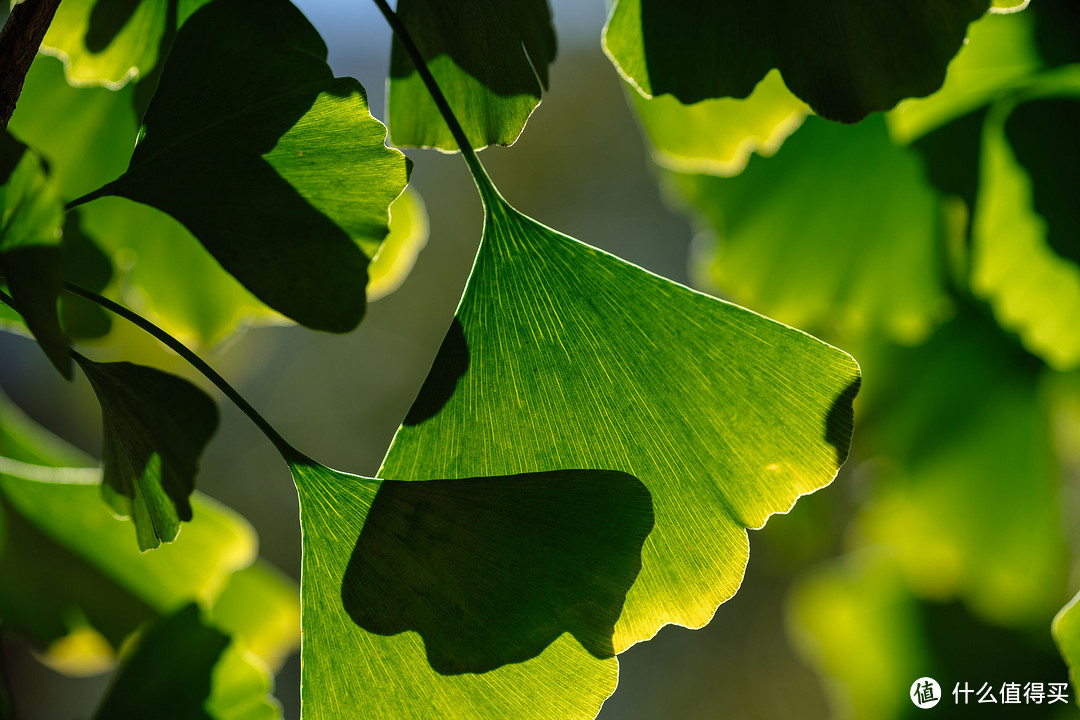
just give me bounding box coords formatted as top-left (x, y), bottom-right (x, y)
top-left (0, 0), bottom-right (63, 128)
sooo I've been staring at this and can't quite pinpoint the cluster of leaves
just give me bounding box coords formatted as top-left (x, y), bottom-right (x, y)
top-left (0, 0), bottom-right (1076, 719)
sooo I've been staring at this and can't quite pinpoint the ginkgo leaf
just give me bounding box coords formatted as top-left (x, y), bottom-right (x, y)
top-left (0, 132), bottom-right (69, 379)
top-left (94, 604), bottom-right (281, 720)
top-left (674, 115), bottom-right (947, 345)
top-left (367, 188), bottom-right (429, 303)
top-left (74, 356), bottom-right (219, 550)
top-left (388, 0), bottom-right (556, 150)
top-left (85, 0), bottom-right (411, 333)
top-left (629, 69), bottom-right (809, 176)
top-left (351, 181), bottom-right (858, 716)
top-left (41, 0), bottom-right (211, 88)
top-left (291, 459), bottom-right (651, 719)
top-left (887, 9), bottom-right (1043, 143)
top-left (972, 97), bottom-right (1080, 371)
top-left (602, 0), bottom-right (989, 123)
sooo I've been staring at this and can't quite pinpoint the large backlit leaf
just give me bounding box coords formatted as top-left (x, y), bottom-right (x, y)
top-left (972, 98), bottom-right (1080, 370)
top-left (94, 604), bottom-right (281, 720)
top-left (602, 0), bottom-right (988, 123)
top-left (0, 132), bottom-right (69, 378)
top-left (74, 356), bottom-right (219, 550)
top-left (88, 0), bottom-right (410, 333)
top-left (333, 182), bottom-right (860, 716)
top-left (41, 0), bottom-right (211, 88)
top-left (388, 0), bottom-right (556, 150)
top-left (291, 459), bottom-right (650, 719)
top-left (676, 115), bottom-right (947, 344)
top-left (630, 69), bottom-right (809, 176)
top-left (854, 313), bottom-right (1065, 625)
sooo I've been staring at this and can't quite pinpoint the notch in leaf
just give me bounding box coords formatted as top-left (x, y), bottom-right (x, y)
top-left (75, 356), bottom-right (218, 551)
top-left (0, 131), bottom-right (70, 379)
top-left (603, 0), bottom-right (991, 123)
top-left (78, 0), bottom-right (411, 333)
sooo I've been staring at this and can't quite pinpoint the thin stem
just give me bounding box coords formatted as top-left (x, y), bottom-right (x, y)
top-left (371, 0), bottom-right (500, 206)
top-left (0, 0), bottom-right (63, 127)
top-left (62, 282), bottom-right (308, 464)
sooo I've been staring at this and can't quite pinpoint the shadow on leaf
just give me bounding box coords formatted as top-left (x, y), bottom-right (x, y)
top-left (342, 469), bottom-right (653, 675)
top-left (403, 317), bottom-right (469, 426)
top-left (85, 0), bottom-right (142, 53)
top-left (824, 377), bottom-right (860, 466)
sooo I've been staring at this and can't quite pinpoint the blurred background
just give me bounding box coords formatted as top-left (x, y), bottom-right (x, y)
top-left (2, 0), bottom-right (1079, 719)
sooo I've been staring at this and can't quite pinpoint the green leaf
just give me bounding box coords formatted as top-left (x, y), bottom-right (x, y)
top-left (41, 0), bottom-right (211, 88)
top-left (1054, 591), bottom-right (1080, 707)
top-left (367, 187), bottom-right (429, 303)
top-left (602, 0), bottom-right (988, 123)
top-left (94, 604), bottom-right (281, 720)
top-left (887, 9), bottom-right (1044, 143)
top-left (74, 356), bottom-right (219, 550)
top-left (208, 560), bottom-right (301, 672)
top-left (292, 460), bottom-right (649, 719)
top-left (388, 0), bottom-right (556, 150)
top-left (630, 69), bottom-right (809, 176)
top-left (350, 189), bottom-right (859, 716)
top-left (854, 313), bottom-right (1065, 625)
top-left (972, 97), bottom-right (1080, 370)
top-left (0, 132), bottom-right (70, 378)
top-left (92, 0), bottom-right (411, 333)
top-left (675, 115), bottom-right (948, 344)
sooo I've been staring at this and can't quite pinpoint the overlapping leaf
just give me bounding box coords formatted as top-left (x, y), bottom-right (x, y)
top-left (74, 356), bottom-right (219, 550)
top-left (41, 0), bottom-right (211, 88)
top-left (388, 0), bottom-right (556, 150)
top-left (630, 70), bottom-right (808, 176)
top-left (286, 178), bottom-right (850, 717)
top-left (292, 460), bottom-right (650, 719)
top-left (86, 0), bottom-right (410, 333)
top-left (0, 132), bottom-right (69, 378)
top-left (1054, 591), bottom-right (1080, 708)
top-left (603, 0), bottom-right (989, 122)
top-left (972, 97), bottom-right (1080, 371)
top-left (675, 116), bottom-right (948, 344)
top-left (94, 604), bottom-right (280, 720)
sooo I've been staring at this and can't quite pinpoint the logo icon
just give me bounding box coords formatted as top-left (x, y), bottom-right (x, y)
top-left (912, 677), bottom-right (941, 709)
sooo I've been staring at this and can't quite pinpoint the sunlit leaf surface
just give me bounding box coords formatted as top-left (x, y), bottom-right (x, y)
top-left (41, 0), bottom-right (211, 88)
top-left (630, 70), bottom-right (808, 176)
top-left (676, 116), bottom-right (947, 344)
top-left (367, 188), bottom-right (429, 303)
top-left (303, 182), bottom-right (862, 717)
top-left (388, 0), bottom-right (556, 150)
top-left (74, 357), bottom-right (219, 550)
top-left (91, 0), bottom-right (410, 332)
top-left (603, 0), bottom-right (988, 122)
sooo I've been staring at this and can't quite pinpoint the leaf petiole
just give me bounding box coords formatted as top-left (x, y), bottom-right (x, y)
top-left (61, 282), bottom-right (309, 465)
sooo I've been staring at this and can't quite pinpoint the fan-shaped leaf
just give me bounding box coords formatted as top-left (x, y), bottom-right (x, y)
top-left (378, 188), bottom-right (859, 703)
